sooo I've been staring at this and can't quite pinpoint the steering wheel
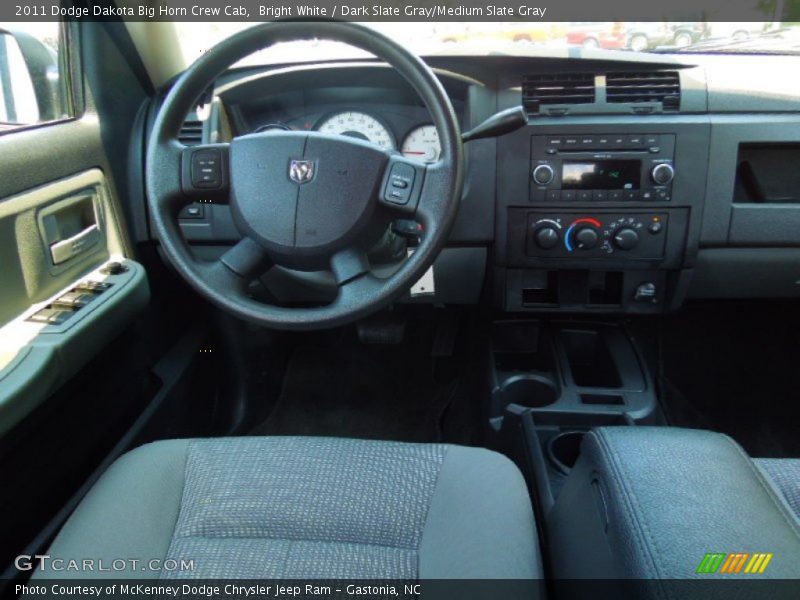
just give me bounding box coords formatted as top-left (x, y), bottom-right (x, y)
top-left (146, 22), bottom-right (464, 330)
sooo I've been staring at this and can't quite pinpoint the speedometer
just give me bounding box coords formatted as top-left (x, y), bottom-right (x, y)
top-left (316, 111), bottom-right (395, 151)
top-left (401, 125), bottom-right (441, 164)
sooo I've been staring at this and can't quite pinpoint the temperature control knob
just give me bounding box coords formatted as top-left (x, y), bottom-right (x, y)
top-left (535, 227), bottom-right (560, 249)
top-left (532, 164), bottom-right (555, 186)
top-left (651, 163), bottom-right (675, 185)
top-left (613, 228), bottom-right (640, 251)
top-left (574, 227), bottom-right (599, 250)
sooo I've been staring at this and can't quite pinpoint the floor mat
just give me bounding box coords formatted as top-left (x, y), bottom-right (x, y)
top-left (251, 312), bottom-right (480, 443)
top-left (656, 301), bottom-right (800, 458)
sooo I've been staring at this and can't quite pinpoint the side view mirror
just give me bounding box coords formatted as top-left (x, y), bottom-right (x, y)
top-left (0, 28), bottom-right (61, 126)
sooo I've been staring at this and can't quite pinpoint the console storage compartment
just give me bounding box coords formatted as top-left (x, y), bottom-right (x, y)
top-left (495, 406), bottom-right (632, 516)
top-left (490, 320), bottom-right (657, 425)
top-left (546, 427), bottom-right (800, 587)
top-left (491, 319), bottom-right (654, 514)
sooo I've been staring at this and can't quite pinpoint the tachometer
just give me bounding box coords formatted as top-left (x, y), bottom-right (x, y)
top-left (401, 125), bottom-right (441, 163)
top-left (255, 123), bottom-right (291, 133)
top-left (316, 111), bottom-right (395, 151)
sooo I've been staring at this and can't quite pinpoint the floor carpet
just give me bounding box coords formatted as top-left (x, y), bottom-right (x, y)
top-left (251, 311), bottom-right (483, 444)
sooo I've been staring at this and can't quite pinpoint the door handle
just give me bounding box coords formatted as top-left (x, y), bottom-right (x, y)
top-left (49, 224), bottom-right (100, 265)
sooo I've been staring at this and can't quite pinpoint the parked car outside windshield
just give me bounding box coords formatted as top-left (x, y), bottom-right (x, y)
top-left (172, 21), bottom-right (800, 64)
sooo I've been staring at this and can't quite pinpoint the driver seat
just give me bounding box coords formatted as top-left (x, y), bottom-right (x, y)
top-left (34, 437), bottom-right (542, 580)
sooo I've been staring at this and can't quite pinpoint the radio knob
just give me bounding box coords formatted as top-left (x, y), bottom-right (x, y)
top-left (574, 227), bottom-right (599, 250)
top-left (535, 227), bottom-right (560, 249)
top-left (651, 163), bottom-right (675, 185)
top-left (532, 164), bottom-right (555, 186)
top-left (613, 228), bottom-right (640, 251)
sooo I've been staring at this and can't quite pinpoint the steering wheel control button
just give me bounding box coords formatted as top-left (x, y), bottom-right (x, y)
top-left (179, 204), bottom-right (205, 219)
top-left (191, 149), bottom-right (223, 189)
top-left (385, 163), bottom-right (416, 205)
top-left (531, 164), bottom-right (554, 186)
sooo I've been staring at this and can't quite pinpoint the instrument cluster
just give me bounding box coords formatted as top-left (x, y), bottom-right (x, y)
top-left (255, 109), bottom-right (442, 164)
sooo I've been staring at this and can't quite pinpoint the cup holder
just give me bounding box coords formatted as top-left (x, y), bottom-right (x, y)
top-left (501, 375), bottom-right (559, 409)
top-left (547, 431), bottom-right (586, 475)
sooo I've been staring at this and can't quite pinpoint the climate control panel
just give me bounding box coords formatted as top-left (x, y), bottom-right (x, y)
top-left (526, 212), bottom-right (668, 259)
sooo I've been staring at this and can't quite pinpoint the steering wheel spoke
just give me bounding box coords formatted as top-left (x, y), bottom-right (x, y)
top-left (146, 139), bottom-right (187, 212)
top-left (330, 247), bottom-right (371, 286)
top-left (220, 236), bottom-right (272, 280)
top-left (334, 270), bottom-right (384, 309)
top-left (411, 160), bottom-right (451, 227)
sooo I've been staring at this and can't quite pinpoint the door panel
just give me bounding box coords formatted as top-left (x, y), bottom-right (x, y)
top-left (0, 169), bottom-right (149, 436)
top-left (0, 20), bottom-right (161, 580)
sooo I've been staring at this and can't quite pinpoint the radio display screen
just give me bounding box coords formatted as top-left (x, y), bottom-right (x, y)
top-left (562, 160), bottom-right (641, 190)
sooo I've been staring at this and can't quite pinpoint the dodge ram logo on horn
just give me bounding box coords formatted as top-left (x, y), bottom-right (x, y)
top-left (289, 159), bottom-right (315, 184)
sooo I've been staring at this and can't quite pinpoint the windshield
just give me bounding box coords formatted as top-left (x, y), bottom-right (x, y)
top-left (175, 21), bottom-right (800, 65)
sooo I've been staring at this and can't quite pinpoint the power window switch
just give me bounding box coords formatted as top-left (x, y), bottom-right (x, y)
top-left (75, 281), bottom-right (113, 293)
top-left (52, 291), bottom-right (96, 309)
top-left (27, 307), bottom-right (74, 325)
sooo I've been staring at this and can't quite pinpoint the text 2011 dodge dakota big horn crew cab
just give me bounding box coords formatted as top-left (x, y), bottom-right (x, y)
top-left (0, 8), bottom-right (799, 599)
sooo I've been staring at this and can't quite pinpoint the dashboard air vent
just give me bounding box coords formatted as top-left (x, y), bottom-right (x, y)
top-left (522, 73), bottom-right (596, 113)
top-left (606, 71), bottom-right (681, 110)
top-left (178, 120), bottom-right (204, 146)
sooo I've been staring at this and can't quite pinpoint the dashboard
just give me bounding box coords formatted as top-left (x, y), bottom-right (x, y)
top-left (217, 66), bottom-right (464, 160)
top-left (149, 51), bottom-right (800, 315)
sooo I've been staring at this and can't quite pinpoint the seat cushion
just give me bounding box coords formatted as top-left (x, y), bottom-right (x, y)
top-left (35, 437), bottom-right (541, 580)
top-left (757, 459), bottom-right (800, 521)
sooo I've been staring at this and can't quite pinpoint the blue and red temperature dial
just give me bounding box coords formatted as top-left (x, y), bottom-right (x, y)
top-left (564, 217), bottom-right (602, 252)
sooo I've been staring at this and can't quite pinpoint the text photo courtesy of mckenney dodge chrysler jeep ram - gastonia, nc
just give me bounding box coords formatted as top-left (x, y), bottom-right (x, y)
top-left (0, 2), bottom-right (800, 599)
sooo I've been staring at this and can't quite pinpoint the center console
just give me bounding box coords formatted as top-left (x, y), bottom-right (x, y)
top-left (495, 118), bottom-right (710, 315)
top-left (488, 318), bottom-right (655, 516)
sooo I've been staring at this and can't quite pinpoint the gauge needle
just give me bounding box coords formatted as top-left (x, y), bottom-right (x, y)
top-left (403, 151), bottom-right (426, 155)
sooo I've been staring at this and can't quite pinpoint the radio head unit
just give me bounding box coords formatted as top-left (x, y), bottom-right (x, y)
top-left (562, 160), bottom-right (641, 190)
top-left (530, 134), bottom-right (676, 202)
